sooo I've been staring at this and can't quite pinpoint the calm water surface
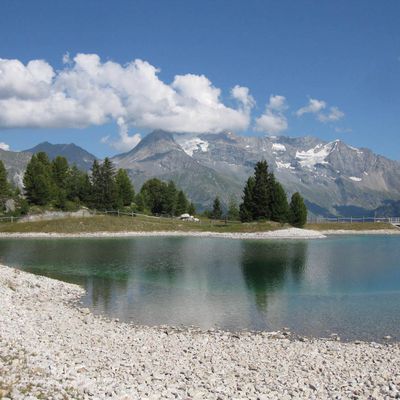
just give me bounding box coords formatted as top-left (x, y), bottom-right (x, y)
top-left (1, 235), bottom-right (400, 341)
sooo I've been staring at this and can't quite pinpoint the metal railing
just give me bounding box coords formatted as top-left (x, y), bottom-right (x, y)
top-left (308, 216), bottom-right (400, 224)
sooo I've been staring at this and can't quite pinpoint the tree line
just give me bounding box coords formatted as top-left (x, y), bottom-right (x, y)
top-left (208, 161), bottom-right (307, 227)
top-left (1, 155), bottom-right (306, 227)
top-left (19, 152), bottom-right (194, 216)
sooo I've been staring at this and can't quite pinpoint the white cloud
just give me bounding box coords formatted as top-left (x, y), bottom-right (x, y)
top-left (296, 98), bottom-right (326, 116)
top-left (318, 106), bottom-right (345, 122)
top-left (254, 95), bottom-right (288, 134)
top-left (101, 117), bottom-right (142, 152)
top-left (296, 98), bottom-right (344, 124)
top-left (0, 54), bottom-right (254, 141)
top-left (0, 142), bottom-right (10, 151)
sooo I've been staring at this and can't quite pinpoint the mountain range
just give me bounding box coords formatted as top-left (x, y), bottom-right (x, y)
top-left (1, 130), bottom-right (400, 216)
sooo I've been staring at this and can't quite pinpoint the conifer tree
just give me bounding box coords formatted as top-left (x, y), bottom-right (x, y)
top-left (51, 156), bottom-right (69, 208)
top-left (289, 192), bottom-right (307, 228)
top-left (252, 160), bottom-right (271, 219)
top-left (175, 190), bottom-right (188, 215)
top-left (101, 158), bottom-right (118, 210)
top-left (0, 160), bottom-right (10, 212)
top-left (165, 180), bottom-right (178, 215)
top-left (270, 181), bottom-right (289, 223)
top-left (23, 153), bottom-right (54, 205)
top-left (212, 196), bottom-right (223, 220)
top-left (115, 169), bottom-right (135, 207)
top-left (140, 178), bottom-right (167, 214)
top-left (239, 176), bottom-right (256, 222)
top-left (90, 160), bottom-right (103, 209)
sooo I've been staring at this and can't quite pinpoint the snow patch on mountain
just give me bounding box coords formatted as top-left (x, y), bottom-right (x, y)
top-left (272, 143), bottom-right (286, 152)
top-left (349, 176), bottom-right (362, 182)
top-left (276, 161), bottom-right (293, 170)
top-left (296, 142), bottom-right (335, 169)
top-left (179, 138), bottom-right (209, 157)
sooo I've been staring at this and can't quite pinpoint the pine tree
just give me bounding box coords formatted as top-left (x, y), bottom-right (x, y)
top-left (212, 196), bottom-right (223, 220)
top-left (252, 160), bottom-right (271, 219)
top-left (90, 160), bottom-right (103, 209)
top-left (115, 169), bottom-right (135, 207)
top-left (101, 158), bottom-right (118, 210)
top-left (0, 160), bottom-right (10, 212)
top-left (51, 156), bottom-right (69, 208)
top-left (140, 178), bottom-right (167, 214)
top-left (227, 196), bottom-right (240, 221)
top-left (270, 180), bottom-right (289, 223)
top-left (23, 153), bottom-right (54, 205)
top-left (51, 156), bottom-right (69, 190)
top-left (239, 176), bottom-right (256, 222)
top-left (289, 192), bottom-right (307, 228)
top-left (66, 166), bottom-right (91, 205)
top-left (165, 180), bottom-right (178, 216)
top-left (175, 190), bottom-right (188, 215)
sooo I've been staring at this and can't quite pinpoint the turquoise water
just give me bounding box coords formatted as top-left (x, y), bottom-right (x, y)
top-left (1, 235), bottom-right (400, 340)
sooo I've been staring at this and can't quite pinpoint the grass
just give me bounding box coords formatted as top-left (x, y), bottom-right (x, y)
top-left (0, 214), bottom-right (284, 234)
top-left (0, 215), bottom-right (397, 234)
top-left (306, 222), bottom-right (398, 231)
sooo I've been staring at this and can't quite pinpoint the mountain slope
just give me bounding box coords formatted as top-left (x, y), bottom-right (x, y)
top-left (0, 149), bottom-right (32, 188)
top-left (113, 129), bottom-right (400, 215)
top-left (112, 130), bottom-right (243, 207)
top-left (24, 142), bottom-right (97, 171)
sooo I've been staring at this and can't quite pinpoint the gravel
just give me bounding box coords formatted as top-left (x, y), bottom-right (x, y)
top-left (1, 263), bottom-right (400, 399)
top-left (0, 227), bottom-right (325, 240)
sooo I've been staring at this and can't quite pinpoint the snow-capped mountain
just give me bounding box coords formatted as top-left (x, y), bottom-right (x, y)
top-left (113, 130), bottom-right (400, 216)
top-left (1, 130), bottom-right (399, 216)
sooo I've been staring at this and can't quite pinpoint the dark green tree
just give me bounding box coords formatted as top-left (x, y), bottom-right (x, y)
top-left (115, 169), bottom-right (135, 207)
top-left (252, 160), bottom-right (271, 219)
top-left (175, 190), bottom-right (188, 215)
top-left (239, 176), bottom-right (256, 222)
top-left (101, 158), bottom-right (118, 210)
top-left (66, 166), bottom-right (91, 205)
top-left (270, 180), bottom-right (289, 223)
top-left (90, 160), bottom-right (103, 209)
top-left (23, 153), bottom-right (54, 205)
top-left (165, 180), bottom-right (178, 216)
top-left (212, 196), bottom-right (223, 220)
top-left (289, 192), bottom-right (307, 228)
top-left (0, 160), bottom-right (11, 212)
top-left (140, 178), bottom-right (167, 214)
top-left (51, 156), bottom-right (69, 209)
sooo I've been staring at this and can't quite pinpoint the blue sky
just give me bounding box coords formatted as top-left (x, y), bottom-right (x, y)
top-left (0, 0), bottom-right (399, 159)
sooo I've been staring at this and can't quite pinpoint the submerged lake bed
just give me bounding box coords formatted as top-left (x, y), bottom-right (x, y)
top-left (1, 235), bottom-right (400, 341)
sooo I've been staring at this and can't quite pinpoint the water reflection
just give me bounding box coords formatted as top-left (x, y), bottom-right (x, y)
top-left (241, 241), bottom-right (307, 311)
top-left (1, 236), bottom-right (400, 340)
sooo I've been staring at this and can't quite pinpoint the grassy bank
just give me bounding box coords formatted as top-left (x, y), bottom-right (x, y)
top-left (0, 215), bottom-right (283, 234)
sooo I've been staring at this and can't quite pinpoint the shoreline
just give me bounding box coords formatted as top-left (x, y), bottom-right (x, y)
top-left (0, 227), bottom-right (326, 239)
top-left (1, 264), bottom-right (400, 399)
top-left (0, 227), bottom-right (399, 239)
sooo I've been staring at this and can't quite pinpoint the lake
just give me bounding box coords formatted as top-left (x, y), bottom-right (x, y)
top-left (1, 235), bottom-right (400, 341)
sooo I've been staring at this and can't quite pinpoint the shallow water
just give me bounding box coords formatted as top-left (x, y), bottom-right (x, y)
top-left (1, 235), bottom-right (400, 341)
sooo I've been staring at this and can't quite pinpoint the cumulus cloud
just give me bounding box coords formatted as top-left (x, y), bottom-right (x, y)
top-left (254, 95), bottom-right (288, 135)
top-left (0, 142), bottom-right (10, 151)
top-left (318, 106), bottom-right (345, 122)
top-left (296, 97), bottom-right (344, 123)
top-left (0, 54), bottom-right (255, 146)
top-left (101, 117), bottom-right (142, 152)
top-left (296, 98), bottom-right (326, 116)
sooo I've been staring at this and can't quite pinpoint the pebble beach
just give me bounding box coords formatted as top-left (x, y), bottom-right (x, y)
top-left (1, 264), bottom-right (400, 399)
